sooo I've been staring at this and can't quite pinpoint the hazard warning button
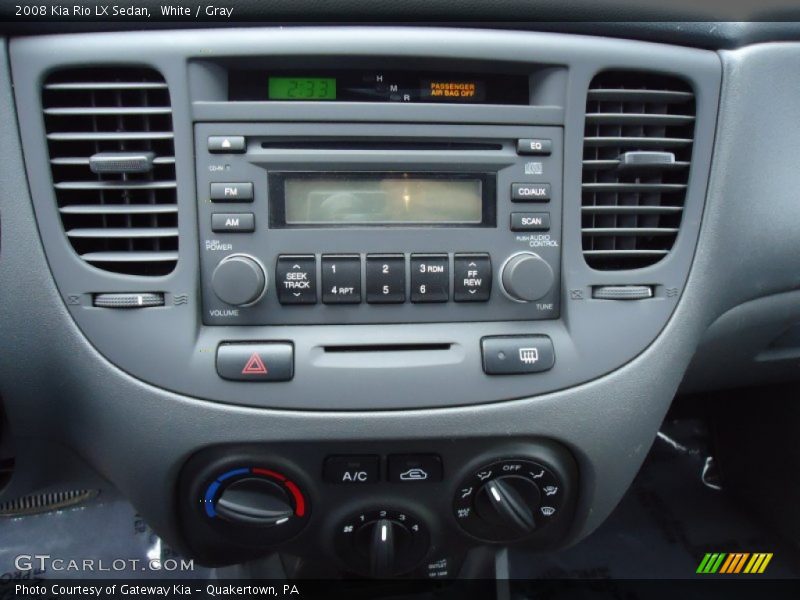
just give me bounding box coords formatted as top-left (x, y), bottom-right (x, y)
top-left (216, 342), bottom-right (294, 382)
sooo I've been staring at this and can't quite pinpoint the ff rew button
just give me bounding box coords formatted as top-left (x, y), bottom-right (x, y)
top-left (216, 342), bottom-right (294, 381)
top-left (323, 455), bottom-right (380, 484)
top-left (388, 454), bottom-right (443, 483)
top-left (277, 256), bottom-right (317, 304)
top-left (481, 335), bottom-right (555, 375)
top-left (453, 254), bottom-right (492, 302)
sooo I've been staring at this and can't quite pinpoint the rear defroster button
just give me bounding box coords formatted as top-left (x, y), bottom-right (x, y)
top-left (481, 335), bottom-right (555, 375)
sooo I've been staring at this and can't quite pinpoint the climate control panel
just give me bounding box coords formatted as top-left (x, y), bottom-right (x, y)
top-left (179, 439), bottom-right (576, 575)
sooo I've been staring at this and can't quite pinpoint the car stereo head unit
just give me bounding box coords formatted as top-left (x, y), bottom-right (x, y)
top-left (196, 122), bottom-right (562, 326)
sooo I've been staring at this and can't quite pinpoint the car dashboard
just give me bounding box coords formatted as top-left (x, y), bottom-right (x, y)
top-left (1, 19), bottom-right (800, 580)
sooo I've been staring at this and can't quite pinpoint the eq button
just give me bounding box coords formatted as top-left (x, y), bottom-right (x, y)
top-left (276, 256), bottom-right (317, 305)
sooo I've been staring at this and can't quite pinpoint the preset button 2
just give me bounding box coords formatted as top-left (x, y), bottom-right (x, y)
top-left (410, 255), bottom-right (449, 303)
top-left (366, 255), bottom-right (405, 304)
top-left (276, 256), bottom-right (317, 305)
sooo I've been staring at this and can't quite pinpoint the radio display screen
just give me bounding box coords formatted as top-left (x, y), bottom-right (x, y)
top-left (279, 174), bottom-right (484, 226)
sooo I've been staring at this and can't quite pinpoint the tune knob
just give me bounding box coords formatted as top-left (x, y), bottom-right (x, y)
top-left (500, 252), bottom-right (554, 302)
top-left (211, 254), bottom-right (266, 306)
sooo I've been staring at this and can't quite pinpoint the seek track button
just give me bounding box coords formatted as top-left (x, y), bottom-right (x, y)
top-left (277, 256), bottom-right (317, 305)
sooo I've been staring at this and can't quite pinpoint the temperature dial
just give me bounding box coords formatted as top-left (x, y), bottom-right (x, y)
top-left (454, 459), bottom-right (562, 542)
top-left (203, 467), bottom-right (309, 544)
top-left (335, 508), bottom-right (430, 577)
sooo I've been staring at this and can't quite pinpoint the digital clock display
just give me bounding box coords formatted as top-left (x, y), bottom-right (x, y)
top-left (268, 77), bottom-right (337, 100)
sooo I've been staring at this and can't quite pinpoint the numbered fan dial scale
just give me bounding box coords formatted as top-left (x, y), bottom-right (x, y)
top-left (453, 458), bottom-right (563, 542)
top-left (334, 508), bottom-right (430, 577)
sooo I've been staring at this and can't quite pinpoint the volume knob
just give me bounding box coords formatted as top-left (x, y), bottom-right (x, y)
top-left (501, 252), bottom-right (554, 302)
top-left (211, 254), bottom-right (267, 306)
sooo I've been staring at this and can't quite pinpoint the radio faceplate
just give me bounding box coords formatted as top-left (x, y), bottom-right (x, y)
top-left (196, 123), bottom-right (562, 325)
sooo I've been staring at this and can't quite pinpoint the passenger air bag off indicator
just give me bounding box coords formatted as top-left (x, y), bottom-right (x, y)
top-left (423, 80), bottom-right (486, 102)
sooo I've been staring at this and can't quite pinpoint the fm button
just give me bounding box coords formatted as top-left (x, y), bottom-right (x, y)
top-left (277, 256), bottom-right (317, 304)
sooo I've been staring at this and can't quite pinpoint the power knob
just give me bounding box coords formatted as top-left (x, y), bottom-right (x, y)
top-left (211, 254), bottom-right (267, 306)
top-left (500, 252), bottom-right (554, 303)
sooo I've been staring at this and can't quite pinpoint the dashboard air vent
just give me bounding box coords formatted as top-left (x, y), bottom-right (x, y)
top-left (581, 71), bottom-right (696, 270)
top-left (42, 68), bottom-right (177, 276)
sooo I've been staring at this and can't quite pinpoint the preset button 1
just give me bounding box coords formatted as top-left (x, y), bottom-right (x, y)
top-left (276, 256), bottom-right (317, 305)
top-left (322, 255), bottom-right (362, 304)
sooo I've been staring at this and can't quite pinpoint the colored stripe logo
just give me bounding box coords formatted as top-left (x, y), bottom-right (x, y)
top-left (696, 552), bottom-right (773, 574)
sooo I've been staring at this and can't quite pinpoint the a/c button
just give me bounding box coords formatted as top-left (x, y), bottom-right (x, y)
top-left (323, 455), bottom-right (380, 484)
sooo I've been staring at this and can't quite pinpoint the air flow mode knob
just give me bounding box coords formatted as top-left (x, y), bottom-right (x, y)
top-left (211, 254), bottom-right (267, 306)
top-left (501, 252), bottom-right (554, 302)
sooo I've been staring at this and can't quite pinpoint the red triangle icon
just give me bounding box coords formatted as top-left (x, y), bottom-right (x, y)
top-left (241, 352), bottom-right (268, 375)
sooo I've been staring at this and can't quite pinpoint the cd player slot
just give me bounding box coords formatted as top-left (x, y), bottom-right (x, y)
top-left (323, 343), bottom-right (451, 353)
top-left (260, 141), bottom-right (503, 151)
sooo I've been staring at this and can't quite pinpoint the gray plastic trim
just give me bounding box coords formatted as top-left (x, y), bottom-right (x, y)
top-left (8, 28), bottom-right (719, 411)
